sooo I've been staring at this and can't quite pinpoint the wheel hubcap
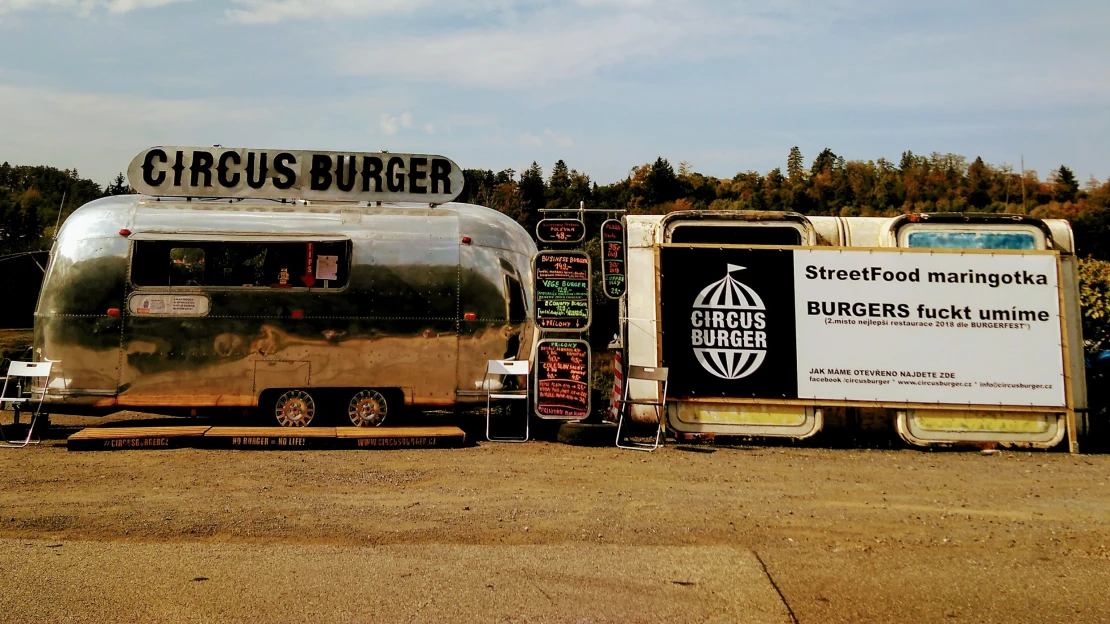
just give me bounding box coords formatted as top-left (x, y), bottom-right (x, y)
top-left (348, 390), bottom-right (387, 427)
top-left (275, 390), bottom-right (314, 427)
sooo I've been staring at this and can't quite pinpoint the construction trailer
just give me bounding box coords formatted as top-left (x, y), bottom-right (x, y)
top-left (621, 211), bottom-right (1086, 451)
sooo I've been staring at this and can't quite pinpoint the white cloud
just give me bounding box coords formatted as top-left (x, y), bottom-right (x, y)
top-left (0, 83), bottom-right (416, 183)
top-left (544, 129), bottom-right (573, 148)
top-left (0, 0), bottom-right (190, 14)
top-left (517, 133), bottom-right (543, 147)
top-left (338, 11), bottom-right (697, 88)
top-left (379, 113), bottom-right (398, 136)
top-left (225, 0), bottom-right (422, 24)
top-left (378, 111), bottom-right (414, 135)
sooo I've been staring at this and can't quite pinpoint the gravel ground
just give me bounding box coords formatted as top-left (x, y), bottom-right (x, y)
top-left (1, 412), bottom-right (1109, 622)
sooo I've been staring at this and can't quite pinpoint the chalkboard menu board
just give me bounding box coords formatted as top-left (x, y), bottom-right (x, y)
top-left (601, 219), bottom-right (626, 299)
top-left (534, 339), bottom-right (592, 419)
top-left (536, 219), bottom-right (586, 244)
top-left (534, 251), bottom-right (591, 331)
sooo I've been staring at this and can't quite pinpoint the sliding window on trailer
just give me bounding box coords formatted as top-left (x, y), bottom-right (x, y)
top-left (897, 224), bottom-right (1046, 251)
top-left (130, 236), bottom-right (352, 289)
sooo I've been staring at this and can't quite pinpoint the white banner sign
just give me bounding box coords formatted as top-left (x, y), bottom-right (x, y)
top-left (127, 147), bottom-right (464, 203)
top-left (659, 246), bottom-right (1067, 409)
top-left (793, 249), bottom-right (1065, 407)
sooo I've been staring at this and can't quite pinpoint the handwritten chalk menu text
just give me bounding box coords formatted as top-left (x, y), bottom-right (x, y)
top-left (127, 147), bottom-right (464, 203)
top-left (535, 251), bottom-right (592, 331)
top-left (536, 219), bottom-right (586, 244)
top-left (601, 219), bottom-right (626, 298)
top-left (535, 339), bottom-right (592, 418)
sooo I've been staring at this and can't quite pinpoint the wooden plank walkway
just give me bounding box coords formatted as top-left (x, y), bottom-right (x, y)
top-left (68, 425), bottom-right (466, 451)
top-left (67, 426), bottom-right (211, 451)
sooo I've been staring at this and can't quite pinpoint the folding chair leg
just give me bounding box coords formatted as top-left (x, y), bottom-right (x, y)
top-left (616, 405), bottom-right (663, 452)
top-left (486, 401), bottom-right (529, 443)
top-left (1, 411), bottom-right (42, 449)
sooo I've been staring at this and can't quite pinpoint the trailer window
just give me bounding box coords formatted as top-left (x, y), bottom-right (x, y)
top-left (669, 224), bottom-right (803, 245)
top-left (169, 248), bottom-right (205, 286)
top-left (904, 231), bottom-right (1037, 250)
top-left (506, 274), bottom-right (526, 322)
top-left (132, 240), bottom-right (351, 289)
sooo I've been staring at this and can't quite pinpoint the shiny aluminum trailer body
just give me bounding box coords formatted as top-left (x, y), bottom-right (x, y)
top-left (33, 195), bottom-right (536, 415)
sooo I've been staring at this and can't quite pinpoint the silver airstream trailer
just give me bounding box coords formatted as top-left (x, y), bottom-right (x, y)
top-left (32, 148), bottom-right (537, 426)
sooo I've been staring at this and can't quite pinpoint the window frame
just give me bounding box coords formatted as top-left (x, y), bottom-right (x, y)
top-left (128, 235), bottom-right (354, 292)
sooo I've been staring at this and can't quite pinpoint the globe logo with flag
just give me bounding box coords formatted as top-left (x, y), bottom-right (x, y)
top-left (690, 264), bottom-right (768, 380)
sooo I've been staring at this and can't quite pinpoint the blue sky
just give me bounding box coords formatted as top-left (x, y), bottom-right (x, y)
top-left (1, 0), bottom-right (1108, 188)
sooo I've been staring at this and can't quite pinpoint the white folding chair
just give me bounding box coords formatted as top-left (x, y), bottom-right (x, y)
top-left (485, 359), bottom-right (531, 442)
top-left (0, 361), bottom-right (53, 449)
top-left (615, 365), bottom-right (668, 452)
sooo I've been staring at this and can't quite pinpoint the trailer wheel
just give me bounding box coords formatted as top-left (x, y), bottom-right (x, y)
top-left (274, 390), bottom-right (315, 427)
top-left (348, 389), bottom-right (388, 427)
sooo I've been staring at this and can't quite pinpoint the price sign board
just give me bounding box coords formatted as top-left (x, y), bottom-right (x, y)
top-left (534, 251), bottom-right (591, 331)
top-left (536, 219), bottom-right (586, 244)
top-left (535, 339), bottom-right (592, 419)
top-left (601, 219), bottom-right (626, 298)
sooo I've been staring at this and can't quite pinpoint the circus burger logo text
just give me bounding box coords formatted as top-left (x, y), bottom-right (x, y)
top-left (691, 265), bottom-right (768, 380)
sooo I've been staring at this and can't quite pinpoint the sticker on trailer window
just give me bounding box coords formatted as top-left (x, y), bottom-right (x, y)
top-left (316, 255), bottom-right (339, 280)
top-left (128, 294), bottom-right (210, 317)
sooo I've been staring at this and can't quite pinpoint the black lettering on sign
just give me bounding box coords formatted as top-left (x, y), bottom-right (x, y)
top-left (142, 148), bottom-right (167, 187)
top-left (272, 153), bottom-right (297, 189)
top-left (335, 155), bottom-right (356, 192)
top-left (431, 158), bottom-right (452, 194)
top-left (534, 251), bottom-right (591, 331)
top-left (535, 339), bottom-right (591, 418)
top-left (246, 152), bottom-right (268, 189)
top-left (601, 219), bottom-right (626, 298)
top-left (386, 156), bottom-right (406, 193)
top-left (361, 156), bottom-right (383, 192)
top-left (190, 151), bottom-right (214, 187)
top-left (217, 151), bottom-right (241, 187)
top-left (127, 148), bottom-right (465, 202)
top-left (172, 150), bottom-right (186, 186)
top-left (310, 154), bottom-right (333, 191)
top-left (408, 157), bottom-right (428, 194)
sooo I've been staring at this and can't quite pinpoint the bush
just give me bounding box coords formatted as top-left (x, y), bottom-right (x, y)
top-left (1079, 258), bottom-right (1110, 355)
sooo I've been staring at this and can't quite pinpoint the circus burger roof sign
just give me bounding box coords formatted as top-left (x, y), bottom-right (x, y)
top-left (126, 146), bottom-right (464, 203)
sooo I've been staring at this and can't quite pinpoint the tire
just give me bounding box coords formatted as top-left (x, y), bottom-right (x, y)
top-left (274, 390), bottom-right (316, 427)
top-left (557, 421), bottom-right (619, 447)
top-left (347, 389), bottom-right (389, 427)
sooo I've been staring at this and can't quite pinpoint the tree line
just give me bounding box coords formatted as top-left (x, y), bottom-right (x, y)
top-left (458, 148), bottom-right (1110, 261)
top-left (0, 164), bottom-right (128, 255)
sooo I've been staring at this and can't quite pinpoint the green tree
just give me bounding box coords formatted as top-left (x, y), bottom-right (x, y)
top-left (518, 162), bottom-right (546, 230)
top-left (1054, 165), bottom-right (1080, 203)
top-left (786, 147), bottom-right (805, 182)
top-left (105, 172), bottom-right (130, 196)
top-left (966, 156), bottom-right (992, 209)
top-left (644, 157), bottom-right (679, 205)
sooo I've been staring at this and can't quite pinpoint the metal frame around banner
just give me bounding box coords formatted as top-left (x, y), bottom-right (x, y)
top-left (651, 242), bottom-right (1079, 452)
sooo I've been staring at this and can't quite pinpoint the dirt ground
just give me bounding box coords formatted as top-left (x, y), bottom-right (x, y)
top-left (1, 411), bottom-right (1109, 623)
